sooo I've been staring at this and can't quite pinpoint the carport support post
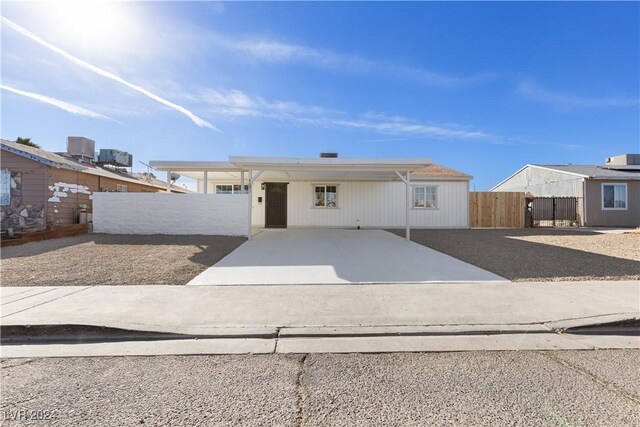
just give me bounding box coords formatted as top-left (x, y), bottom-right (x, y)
top-left (246, 170), bottom-right (263, 240)
top-left (247, 169), bottom-right (252, 239)
top-left (405, 171), bottom-right (411, 241)
top-left (203, 171), bottom-right (208, 194)
top-left (166, 171), bottom-right (172, 193)
top-left (394, 171), bottom-right (411, 241)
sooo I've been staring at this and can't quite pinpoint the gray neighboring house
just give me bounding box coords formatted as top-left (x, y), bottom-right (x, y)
top-left (491, 154), bottom-right (640, 227)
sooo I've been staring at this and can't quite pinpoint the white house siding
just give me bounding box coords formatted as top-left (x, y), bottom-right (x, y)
top-left (492, 166), bottom-right (583, 197)
top-left (247, 180), bottom-right (468, 228)
top-left (93, 193), bottom-right (248, 235)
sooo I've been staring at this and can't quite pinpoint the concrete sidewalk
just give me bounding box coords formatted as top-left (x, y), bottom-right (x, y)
top-left (2, 281), bottom-right (639, 356)
top-left (2, 281), bottom-right (638, 332)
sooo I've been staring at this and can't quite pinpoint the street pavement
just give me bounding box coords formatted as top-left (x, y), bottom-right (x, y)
top-left (1, 350), bottom-right (639, 426)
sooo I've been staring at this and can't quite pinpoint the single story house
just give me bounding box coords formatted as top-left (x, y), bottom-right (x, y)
top-left (490, 154), bottom-right (640, 227)
top-left (1, 138), bottom-right (188, 233)
top-left (149, 154), bottom-right (472, 239)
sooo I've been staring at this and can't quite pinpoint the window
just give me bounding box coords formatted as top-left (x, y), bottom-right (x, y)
top-left (413, 185), bottom-right (437, 208)
top-left (233, 184), bottom-right (249, 194)
top-left (314, 185), bottom-right (338, 208)
top-left (116, 184), bottom-right (128, 192)
top-left (602, 183), bottom-right (627, 210)
top-left (216, 184), bottom-right (233, 194)
top-left (0, 169), bottom-right (10, 206)
top-left (216, 184), bottom-right (248, 194)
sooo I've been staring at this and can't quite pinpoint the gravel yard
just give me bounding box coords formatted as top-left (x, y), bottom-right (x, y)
top-left (389, 228), bottom-right (640, 282)
top-left (0, 234), bottom-right (246, 286)
top-left (2, 229), bottom-right (638, 286)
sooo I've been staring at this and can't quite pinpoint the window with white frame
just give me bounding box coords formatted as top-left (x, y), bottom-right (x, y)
top-left (216, 184), bottom-right (248, 194)
top-left (413, 185), bottom-right (437, 208)
top-left (602, 183), bottom-right (627, 210)
top-left (116, 184), bottom-right (128, 192)
top-left (314, 185), bottom-right (338, 208)
top-left (233, 184), bottom-right (249, 194)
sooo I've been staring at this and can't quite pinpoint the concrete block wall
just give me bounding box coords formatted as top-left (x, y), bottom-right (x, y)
top-left (93, 193), bottom-right (248, 235)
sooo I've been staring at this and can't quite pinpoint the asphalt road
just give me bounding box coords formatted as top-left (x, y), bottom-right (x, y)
top-left (1, 350), bottom-right (639, 426)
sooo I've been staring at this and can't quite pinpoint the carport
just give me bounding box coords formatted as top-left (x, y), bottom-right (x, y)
top-left (187, 229), bottom-right (506, 285)
top-left (150, 156), bottom-right (434, 240)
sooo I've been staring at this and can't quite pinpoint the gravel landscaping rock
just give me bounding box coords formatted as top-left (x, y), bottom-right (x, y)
top-left (389, 228), bottom-right (640, 282)
top-left (0, 234), bottom-right (246, 286)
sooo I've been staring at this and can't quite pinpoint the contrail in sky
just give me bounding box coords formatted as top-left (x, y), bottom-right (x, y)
top-left (1, 83), bottom-right (121, 123)
top-left (1, 16), bottom-right (217, 130)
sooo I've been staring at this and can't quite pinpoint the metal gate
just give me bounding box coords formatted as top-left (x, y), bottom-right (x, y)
top-left (529, 197), bottom-right (578, 227)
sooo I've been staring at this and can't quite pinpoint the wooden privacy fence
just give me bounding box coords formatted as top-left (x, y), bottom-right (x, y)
top-left (469, 192), bottom-right (525, 228)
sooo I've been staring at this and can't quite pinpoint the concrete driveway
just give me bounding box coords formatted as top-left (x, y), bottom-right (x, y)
top-left (188, 229), bottom-right (506, 285)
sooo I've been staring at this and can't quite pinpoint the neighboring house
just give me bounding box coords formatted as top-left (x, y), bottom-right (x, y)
top-left (491, 154), bottom-right (640, 227)
top-left (1, 138), bottom-right (188, 233)
top-left (149, 154), bottom-right (472, 236)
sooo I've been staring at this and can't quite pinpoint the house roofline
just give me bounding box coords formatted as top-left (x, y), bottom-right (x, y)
top-left (2, 142), bottom-right (187, 192)
top-left (530, 164), bottom-right (590, 178)
top-left (490, 164), bottom-right (590, 191)
top-left (489, 164), bottom-right (530, 191)
top-left (1, 143), bottom-right (79, 172)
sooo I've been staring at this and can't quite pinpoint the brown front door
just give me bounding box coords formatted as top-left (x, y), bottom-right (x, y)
top-left (265, 183), bottom-right (288, 228)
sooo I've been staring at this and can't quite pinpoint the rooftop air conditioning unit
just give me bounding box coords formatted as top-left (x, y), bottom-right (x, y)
top-left (98, 149), bottom-right (133, 167)
top-left (67, 137), bottom-right (96, 160)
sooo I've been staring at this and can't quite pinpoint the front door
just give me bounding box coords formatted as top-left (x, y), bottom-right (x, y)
top-left (265, 183), bottom-right (288, 228)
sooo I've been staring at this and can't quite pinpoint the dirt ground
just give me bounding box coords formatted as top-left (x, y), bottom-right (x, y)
top-left (1, 234), bottom-right (246, 286)
top-left (388, 228), bottom-right (640, 282)
top-left (2, 229), bottom-right (638, 286)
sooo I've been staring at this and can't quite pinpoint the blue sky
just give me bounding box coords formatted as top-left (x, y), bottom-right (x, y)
top-left (1, 1), bottom-right (638, 190)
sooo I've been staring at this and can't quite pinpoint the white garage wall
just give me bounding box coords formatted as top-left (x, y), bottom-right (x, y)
top-left (93, 193), bottom-right (248, 235)
top-left (251, 180), bottom-right (468, 228)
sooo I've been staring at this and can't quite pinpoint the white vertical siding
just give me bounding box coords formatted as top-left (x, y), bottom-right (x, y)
top-left (210, 179), bottom-right (469, 228)
top-left (252, 181), bottom-right (266, 227)
top-left (268, 181), bottom-right (467, 228)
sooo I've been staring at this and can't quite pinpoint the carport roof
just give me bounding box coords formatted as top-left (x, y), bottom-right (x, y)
top-left (150, 156), bottom-right (432, 172)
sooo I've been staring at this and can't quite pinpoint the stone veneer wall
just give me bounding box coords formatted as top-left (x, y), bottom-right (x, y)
top-left (1, 171), bottom-right (46, 232)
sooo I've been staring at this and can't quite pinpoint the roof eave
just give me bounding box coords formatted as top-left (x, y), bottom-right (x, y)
top-left (412, 175), bottom-right (472, 181)
top-left (149, 161), bottom-right (243, 172)
top-left (228, 156), bottom-right (433, 172)
top-left (1, 144), bottom-right (79, 172)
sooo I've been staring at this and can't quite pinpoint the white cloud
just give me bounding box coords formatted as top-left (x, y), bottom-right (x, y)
top-left (321, 118), bottom-right (488, 139)
top-left (516, 80), bottom-right (639, 109)
top-left (206, 33), bottom-right (490, 87)
top-left (1, 83), bottom-right (119, 122)
top-left (1, 16), bottom-right (217, 130)
top-left (196, 88), bottom-right (488, 139)
top-left (199, 89), bottom-right (342, 119)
